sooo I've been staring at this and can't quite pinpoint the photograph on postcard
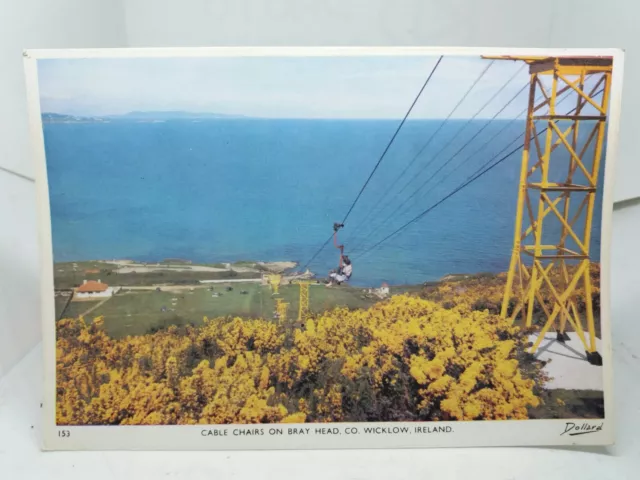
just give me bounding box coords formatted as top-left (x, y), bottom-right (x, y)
top-left (29, 48), bottom-right (620, 447)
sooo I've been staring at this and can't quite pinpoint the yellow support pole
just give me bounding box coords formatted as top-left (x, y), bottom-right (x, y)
top-left (501, 73), bottom-right (537, 318)
top-left (558, 69), bottom-right (586, 339)
top-left (526, 68), bottom-right (558, 328)
top-left (267, 274), bottom-right (281, 295)
top-left (296, 281), bottom-right (314, 322)
top-left (496, 55), bottom-right (611, 365)
top-left (275, 298), bottom-right (289, 323)
top-left (581, 71), bottom-right (611, 357)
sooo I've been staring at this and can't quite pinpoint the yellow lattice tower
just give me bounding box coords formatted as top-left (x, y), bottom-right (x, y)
top-left (487, 56), bottom-right (612, 364)
top-left (267, 274), bottom-right (281, 295)
top-left (275, 298), bottom-right (289, 323)
top-left (296, 281), bottom-right (315, 322)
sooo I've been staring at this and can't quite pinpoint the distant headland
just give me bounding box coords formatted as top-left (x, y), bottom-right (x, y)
top-left (42, 111), bottom-right (248, 124)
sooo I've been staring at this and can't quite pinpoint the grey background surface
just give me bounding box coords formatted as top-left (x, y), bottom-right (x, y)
top-left (0, 5), bottom-right (638, 475)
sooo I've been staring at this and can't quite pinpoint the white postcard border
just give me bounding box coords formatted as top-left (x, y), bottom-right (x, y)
top-left (24, 46), bottom-right (624, 451)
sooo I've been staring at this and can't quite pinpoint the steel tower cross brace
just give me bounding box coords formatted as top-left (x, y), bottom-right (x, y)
top-left (489, 56), bottom-right (612, 364)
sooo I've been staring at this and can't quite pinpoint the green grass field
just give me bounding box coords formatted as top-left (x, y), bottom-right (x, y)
top-left (267, 283), bottom-right (378, 321)
top-left (65, 281), bottom-right (419, 339)
top-left (53, 261), bottom-right (418, 337)
top-left (54, 261), bottom-right (118, 289)
top-left (60, 300), bottom-right (102, 320)
top-left (160, 259), bottom-right (192, 264)
top-left (54, 295), bottom-right (72, 320)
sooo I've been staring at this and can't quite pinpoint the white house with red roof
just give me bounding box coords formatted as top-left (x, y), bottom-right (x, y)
top-left (75, 279), bottom-right (116, 299)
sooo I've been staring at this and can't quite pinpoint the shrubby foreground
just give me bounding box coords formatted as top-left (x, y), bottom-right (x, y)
top-left (423, 264), bottom-right (600, 317)
top-left (57, 294), bottom-right (543, 425)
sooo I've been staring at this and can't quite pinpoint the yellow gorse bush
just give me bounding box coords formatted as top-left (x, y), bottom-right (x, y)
top-left (56, 294), bottom-right (541, 425)
top-left (423, 264), bottom-right (600, 316)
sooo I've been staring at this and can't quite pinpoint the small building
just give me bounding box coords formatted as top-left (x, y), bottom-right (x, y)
top-left (76, 279), bottom-right (115, 299)
top-left (85, 268), bottom-right (100, 274)
top-left (366, 282), bottom-right (390, 299)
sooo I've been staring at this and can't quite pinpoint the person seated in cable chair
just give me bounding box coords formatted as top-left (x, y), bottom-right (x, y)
top-left (327, 255), bottom-right (353, 286)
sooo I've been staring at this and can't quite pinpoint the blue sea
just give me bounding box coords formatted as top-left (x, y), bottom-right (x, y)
top-left (43, 119), bottom-right (604, 287)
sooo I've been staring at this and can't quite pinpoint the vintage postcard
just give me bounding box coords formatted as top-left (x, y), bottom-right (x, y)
top-left (25, 47), bottom-right (622, 450)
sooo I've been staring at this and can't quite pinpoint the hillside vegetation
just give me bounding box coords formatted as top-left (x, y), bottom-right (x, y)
top-left (422, 264), bottom-right (600, 322)
top-left (57, 295), bottom-right (541, 425)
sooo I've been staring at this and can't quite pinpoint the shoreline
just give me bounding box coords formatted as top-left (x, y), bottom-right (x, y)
top-left (58, 258), bottom-right (300, 275)
top-left (55, 259), bottom-right (511, 291)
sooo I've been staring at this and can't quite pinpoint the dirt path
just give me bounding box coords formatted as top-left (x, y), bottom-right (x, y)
top-left (115, 265), bottom-right (230, 274)
top-left (119, 278), bottom-right (263, 291)
top-left (79, 296), bottom-right (113, 318)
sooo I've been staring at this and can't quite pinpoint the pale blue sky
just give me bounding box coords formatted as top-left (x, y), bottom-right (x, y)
top-left (38, 56), bottom-right (537, 119)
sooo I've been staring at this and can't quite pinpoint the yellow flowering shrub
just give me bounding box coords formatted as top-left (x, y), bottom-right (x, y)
top-left (423, 263), bottom-right (600, 316)
top-left (56, 295), bottom-right (542, 425)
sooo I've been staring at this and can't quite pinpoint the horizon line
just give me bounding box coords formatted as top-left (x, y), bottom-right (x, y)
top-left (42, 111), bottom-right (526, 122)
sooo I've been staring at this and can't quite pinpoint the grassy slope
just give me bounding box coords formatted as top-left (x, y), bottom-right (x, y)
top-left (54, 261), bottom-right (118, 289)
top-left (71, 282), bottom-right (386, 338)
top-left (60, 300), bottom-right (102, 320)
top-left (54, 296), bottom-right (72, 320)
top-left (88, 286), bottom-right (260, 338)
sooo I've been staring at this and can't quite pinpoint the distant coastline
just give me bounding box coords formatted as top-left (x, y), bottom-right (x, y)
top-left (56, 258), bottom-right (299, 274)
top-left (52, 258), bottom-right (308, 291)
top-left (42, 111), bottom-right (247, 124)
top-left (41, 111), bottom-right (531, 124)
top-left (42, 113), bottom-right (110, 124)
